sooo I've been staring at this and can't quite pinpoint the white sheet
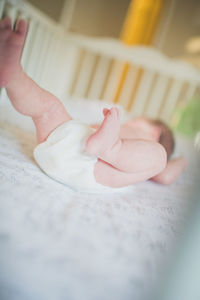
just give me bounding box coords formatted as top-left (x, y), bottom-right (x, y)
top-left (0, 99), bottom-right (199, 300)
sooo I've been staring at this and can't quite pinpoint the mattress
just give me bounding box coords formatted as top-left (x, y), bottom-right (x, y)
top-left (0, 98), bottom-right (199, 300)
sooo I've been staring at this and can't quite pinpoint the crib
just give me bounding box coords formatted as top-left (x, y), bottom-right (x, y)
top-left (0, 2), bottom-right (200, 300)
top-left (0, 0), bottom-right (200, 124)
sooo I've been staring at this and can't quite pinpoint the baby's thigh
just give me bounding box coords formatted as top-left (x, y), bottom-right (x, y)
top-left (94, 159), bottom-right (156, 188)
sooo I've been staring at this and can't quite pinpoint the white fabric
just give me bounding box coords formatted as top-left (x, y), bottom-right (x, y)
top-left (34, 120), bottom-right (124, 193)
top-left (34, 120), bottom-right (99, 192)
top-left (0, 99), bottom-right (199, 300)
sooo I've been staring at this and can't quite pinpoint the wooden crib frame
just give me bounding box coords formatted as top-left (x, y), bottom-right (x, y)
top-left (1, 0), bottom-right (200, 124)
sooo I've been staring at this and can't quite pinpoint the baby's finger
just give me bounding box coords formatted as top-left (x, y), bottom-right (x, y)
top-left (15, 19), bottom-right (28, 35)
top-left (0, 16), bottom-right (12, 29)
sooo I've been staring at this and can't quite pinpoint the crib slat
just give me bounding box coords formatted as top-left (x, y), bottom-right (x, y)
top-left (21, 18), bottom-right (35, 70)
top-left (51, 37), bottom-right (67, 96)
top-left (26, 22), bottom-right (55, 89)
top-left (185, 83), bottom-right (198, 103)
top-left (69, 49), bottom-right (85, 96)
top-left (117, 65), bottom-right (139, 110)
top-left (54, 41), bottom-right (73, 97)
top-left (87, 56), bottom-right (111, 100)
top-left (0, 0), bottom-right (5, 18)
top-left (45, 35), bottom-right (63, 95)
top-left (24, 20), bottom-right (40, 78)
top-left (54, 43), bottom-right (80, 98)
top-left (34, 27), bottom-right (51, 84)
top-left (130, 70), bottom-right (155, 117)
top-left (31, 25), bottom-right (47, 82)
top-left (39, 32), bottom-right (57, 91)
top-left (51, 35), bottom-right (79, 98)
top-left (102, 60), bottom-right (126, 103)
top-left (39, 31), bottom-right (54, 88)
top-left (145, 74), bottom-right (169, 119)
top-left (85, 54), bottom-right (99, 98)
top-left (67, 49), bottom-right (81, 97)
top-left (3, 3), bottom-right (17, 25)
top-left (73, 51), bottom-right (97, 98)
top-left (16, 9), bottom-right (28, 23)
top-left (160, 80), bottom-right (183, 123)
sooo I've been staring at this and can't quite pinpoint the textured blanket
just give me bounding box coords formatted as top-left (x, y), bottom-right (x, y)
top-left (0, 99), bottom-right (199, 300)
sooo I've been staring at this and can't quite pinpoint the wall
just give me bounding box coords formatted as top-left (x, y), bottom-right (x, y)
top-left (26, 0), bottom-right (130, 37)
top-left (69, 0), bottom-right (130, 37)
top-left (154, 0), bottom-right (200, 58)
top-left (26, 0), bottom-right (65, 22)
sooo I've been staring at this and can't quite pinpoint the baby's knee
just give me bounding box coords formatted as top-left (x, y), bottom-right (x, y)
top-left (94, 162), bottom-right (123, 188)
top-left (144, 141), bottom-right (167, 176)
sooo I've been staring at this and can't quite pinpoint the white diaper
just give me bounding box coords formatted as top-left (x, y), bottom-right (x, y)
top-left (34, 120), bottom-right (128, 193)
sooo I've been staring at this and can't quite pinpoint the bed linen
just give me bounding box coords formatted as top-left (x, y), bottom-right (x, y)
top-left (0, 99), bottom-right (199, 300)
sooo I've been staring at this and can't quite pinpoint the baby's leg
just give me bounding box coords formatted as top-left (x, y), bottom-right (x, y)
top-left (87, 108), bottom-right (167, 177)
top-left (0, 17), bottom-right (71, 143)
top-left (151, 157), bottom-right (187, 185)
top-left (94, 159), bottom-right (162, 188)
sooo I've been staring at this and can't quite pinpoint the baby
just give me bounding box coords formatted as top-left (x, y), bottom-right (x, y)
top-left (0, 17), bottom-right (186, 191)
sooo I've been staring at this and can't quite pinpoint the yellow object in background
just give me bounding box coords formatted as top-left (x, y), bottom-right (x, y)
top-left (114, 0), bottom-right (164, 105)
top-left (120, 0), bottom-right (163, 45)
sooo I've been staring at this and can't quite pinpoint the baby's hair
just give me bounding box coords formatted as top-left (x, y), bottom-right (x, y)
top-left (152, 120), bottom-right (175, 160)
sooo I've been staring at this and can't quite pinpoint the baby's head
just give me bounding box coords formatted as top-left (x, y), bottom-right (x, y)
top-left (151, 120), bottom-right (175, 160)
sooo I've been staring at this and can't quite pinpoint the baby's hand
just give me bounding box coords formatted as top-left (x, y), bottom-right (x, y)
top-left (151, 157), bottom-right (187, 185)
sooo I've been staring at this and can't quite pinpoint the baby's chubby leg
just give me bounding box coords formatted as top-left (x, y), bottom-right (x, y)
top-left (86, 108), bottom-right (167, 186)
top-left (0, 17), bottom-right (71, 143)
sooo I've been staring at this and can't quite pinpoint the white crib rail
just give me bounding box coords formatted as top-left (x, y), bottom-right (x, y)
top-left (0, 0), bottom-right (200, 124)
top-left (67, 34), bottom-right (200, 122)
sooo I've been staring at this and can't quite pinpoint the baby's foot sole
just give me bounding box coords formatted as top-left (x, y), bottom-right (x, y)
top-left (86, 107), bottom-right (121, 157)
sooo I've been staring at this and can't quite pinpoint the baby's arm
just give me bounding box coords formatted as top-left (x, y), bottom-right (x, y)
top-left (151, 157), bottom-right (187, 185)
top-left (0, 17), bottom-right (71, 143)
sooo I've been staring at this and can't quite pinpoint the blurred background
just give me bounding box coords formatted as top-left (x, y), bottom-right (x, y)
top-left (26, 0), bottom-right (200, 67)
top-left (21, 0), bottom-right (200, 139)
top-left (0, 0), bottom-right (200, 137)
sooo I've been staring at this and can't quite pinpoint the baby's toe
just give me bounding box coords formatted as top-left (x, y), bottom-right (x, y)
top-left (0, 16), bottom-right (12, 30)
top-left (15, 19), bottom-right (28, 36)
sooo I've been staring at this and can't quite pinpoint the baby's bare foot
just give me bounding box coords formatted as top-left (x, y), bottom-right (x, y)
top-left (0, 17), bottom-right (28, 87)
top-left (86, 107), bottom-right (121, 157)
